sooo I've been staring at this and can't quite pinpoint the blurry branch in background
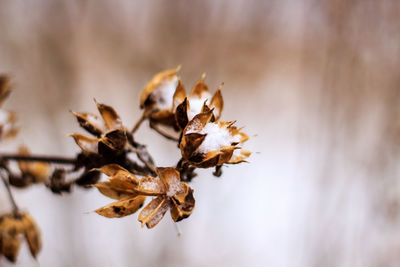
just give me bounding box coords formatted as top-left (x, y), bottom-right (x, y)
top-left (0, 67), bottom-right (251, 263)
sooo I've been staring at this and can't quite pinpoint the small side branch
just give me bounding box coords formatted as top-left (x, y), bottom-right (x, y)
top-left (0, 171), bottom-right (18, 213)
top-left (149, 122), bottom-right (179, 142)
top-left (131, 112), bottom-right (146, 134)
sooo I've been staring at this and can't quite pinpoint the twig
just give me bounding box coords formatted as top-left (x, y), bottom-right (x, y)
top-left (0, 171), bottom-right (18, 213)
top-left (131, 112), bottom-right (146, 134)
top-left (0, 154), bottom-right (76, 164)
top-left (149, 122), bottom-right (179, 142)
top-left (127, 143), bottom-right (156, 175)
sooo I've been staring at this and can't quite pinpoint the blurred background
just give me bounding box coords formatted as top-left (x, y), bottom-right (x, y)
top-left (0, 0), bottom-right (400, 266)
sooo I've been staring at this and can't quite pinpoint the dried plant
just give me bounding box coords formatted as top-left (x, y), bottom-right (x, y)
top-left (0, 67), bottom-right (250, 263)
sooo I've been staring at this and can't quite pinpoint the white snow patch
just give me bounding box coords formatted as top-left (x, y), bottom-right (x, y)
top-left (187, 92), bottom-right (211, 120)
top-left (151, 75), bottom-right (178, 110)
top-left (196, 123), bottom-right (239, 154)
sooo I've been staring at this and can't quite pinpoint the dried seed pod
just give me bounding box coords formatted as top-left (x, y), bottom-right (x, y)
top-left (0, 212), bottom-right (41, 262)
top-left (70, 101), bottom-right (127, 156)
top-left (17, 145), bottom-right (50, 183)
top-left (179, 110), bottom-right (250, 168)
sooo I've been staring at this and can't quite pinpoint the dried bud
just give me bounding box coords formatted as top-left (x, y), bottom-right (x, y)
top-left (179, 110), bottom-right (250, 168)
top-left (140, 66), bottom-right (185, 127)
top-left (0, 212), bottom-right (41, 262)
top-left (70, 100), bottom-right (127, 156)
top-left (92, 165), bottom-right (195, 228)
top-left (17, 145), bottom-right (50, 183)
top-left (175, 74), bottom-right (223, 130)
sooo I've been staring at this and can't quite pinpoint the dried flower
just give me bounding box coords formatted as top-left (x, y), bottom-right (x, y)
top-left (137, 167), bottom-right (195, 228)
top-left (93, 165), bottom-right (195, 228)
top-left (180, 109), bottom-right (250, 168)
top-left (0, 212), bottom-right (41, 262)
top-left (140, 66), bottom-right (185, 127)
top-left (93, 164), bottom-right (146, 218)
top-left (0, 75), bottom-right (18, 141)
top-left (17, 145), bottom-right (50, 183)
top-left (175, 74), bottom-right (223, 130)
top-left (70, 100), bottom-right (127, 156)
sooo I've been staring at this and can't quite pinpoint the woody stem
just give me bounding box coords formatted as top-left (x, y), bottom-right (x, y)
top-left (0, 172), bottom-right (19, 213)
top-left (131, 112), bottom-right (146, 134)
top-left (0, 154), bottom-right (76, 164)
top-left (149, 122), bottom-right (179, 142)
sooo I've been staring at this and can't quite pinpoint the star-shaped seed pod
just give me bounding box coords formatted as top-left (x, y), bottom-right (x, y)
top-left (175, 74), bottom-right (223, 130)
top-left (137, 167), bottom-right (195, 228)
top-left (0, 212), bottom-right (41, 262)
top-left (17, 145), bottom-right (50, 184)
top-left (0, 75), bottom-right (18, 141)
top-left (93, 164), bottom-right (146, 218)
top-left (140, 66), bottom-right (186, 128)
top-left (69, 100), bottom-right (127, 156)
top-left (179, 109), bottom-right (250, 168)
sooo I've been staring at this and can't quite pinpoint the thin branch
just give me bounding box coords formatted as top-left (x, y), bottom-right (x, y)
top-left (0, 171), bottom-right (18, 213)
top-left (149, 122), bottom-right (179, 142)
top-left (126, 143), bottom-right (156, 175)
top-left (0, 154), bottom-right (76, 164)
top-left (131, 112), bottom-right (146, 134)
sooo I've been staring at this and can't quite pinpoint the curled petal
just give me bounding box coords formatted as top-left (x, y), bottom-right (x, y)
top-left (156, 168), bottom-right (183, 196)
top-left (95, 196), bottom-right (145, 218)
top-left (138, 196), bottom-right (170, 228)
top-left (98, 129), bottom-right (127, 155)
top-left (172, 79), bottom-right (186, 110)
top-left (71, 111), bottom-right (105, 136)
top-left (218, 146), bottom-right (237, 165)
top-left (228, 150), bottom-right (251, 164)
top-left (210, 87), bottom-right (223, 120)
top-left (136, 177), bottom-right (166, 196)
top-left (175, 98), bottom-right (189, 130)
top-left (95, 100), bottom-right (123, 131)
top-left (184, 110), bottom-right (214, 134)
top-left (96, 164), bottom-right (139, 189)
top-left (191, 150), bottom-right (221, 168)
top-left (93, 181), bottom-right (135, 200)
top-left (170, 183), bottom-right (195, 222)
top-left (69, 133), bottom-right (99, 154)
top-left (180, 133), bottom-right (206, 160)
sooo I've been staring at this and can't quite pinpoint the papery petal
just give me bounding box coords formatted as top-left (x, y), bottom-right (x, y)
top-left (136, 176), bottom-right (166, 195)
top-left (210, 87), bottom-right (223, 120)
top-left (0, 75), bottom-right (11, 107)
top-left (69, 133), bottom-right (99, 154)
top-left (138, 196), bottom-right (169, 228)
top-left (95, 100), bottom-right (123, 131)
top-left (93, 181), bottom-right (135, 200)
top-left (183, 110), bottom-right (214, 134)
top-left (170, 183), bottom-right (195, 222)
top-left (218, 146), bottom-right (237, 165)
top-left (175, 98), bottom-right (189, 130)
top-left (228, 150), bottom-right (251, 164)
top-left (180, 133), bottom-right (206, 160)
top-left (172, 79), bottom-right (186, 110)
top-left (98, 129), bottom-right (127, 155)
top-left (95, 195), bottom-right (145, 218)
top-left (191, 73), bottom-right (209, 98)
top-left (156, 168), bottom-right (183, 196)
top-left (96, 164), bottom-right (139, 189)
top-left (71, 111), bottom-right (105, 136)
top-left (192, 150), bottom-right (221, 168)
top-left (1, 232), bottom-right (21, 262)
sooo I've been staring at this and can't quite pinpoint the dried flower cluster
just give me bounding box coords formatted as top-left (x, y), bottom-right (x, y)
top-left (0, 67), bottom-right (250, 263)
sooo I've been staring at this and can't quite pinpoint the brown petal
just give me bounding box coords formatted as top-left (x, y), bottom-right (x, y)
top-left (96, 164), bottom-right (139, 189)
top-left (170, 183), bottom-right (195, 222)
top-left (93, 181), bottom-right (135, 200)
top-left (191, 73), bottom-right (209, 98)
top-left (136, 177), bottom-right (166, 196)
top-left (140, 66), bottom-right (180, 109)
top-left (180, 133), bottom-right (206, 160)
top-left (218, 146), bottom-right (237, 165)
top-left (21, 214), bottom-right (41, 258)
top-left (192, 150), bottom-right (221, 168)
top-left (172, 79), bottom-right (186, 110)
top-left (138, 196), bottom-right (170, 228)
top-left (95, 100), bottom-right (123, 131)
top-left (228, 150), bottom-right (251, 164)
top-left (175, 98), bottom-right (189, 130)
top-left (1, 233), bottom-right (21, 263)
top-left (98, 129), bottom-right (127, 155)
top-left (17, 145), bottom-right (50, 183)
top-left (0, 75), bottom-right (11, 107)
top-left (69, 133), bottom-right (99, 154)
top-left (156, 168), bottom-right (183, 196)
top-left (183, 109), bottom-right (214, 134)
top-left (71, 111), bottom-right (105, 137)
top-left (210, 87), bottom-right (223, 120)
top-left (95, 195), bottom-right (146, 218)
top-left (149, 110), bottom-right (175, 125)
